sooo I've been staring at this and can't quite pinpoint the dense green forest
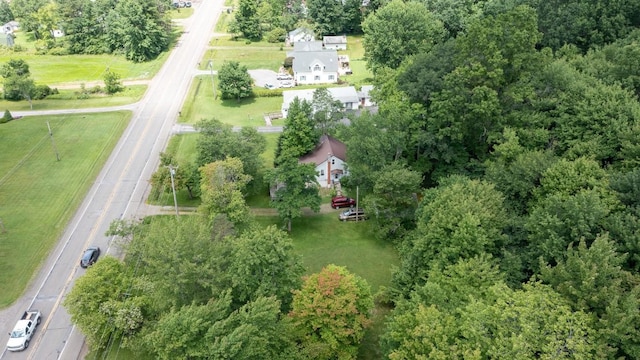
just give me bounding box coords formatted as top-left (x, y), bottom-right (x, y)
top-left (63, 0), bottom-right (640, 358)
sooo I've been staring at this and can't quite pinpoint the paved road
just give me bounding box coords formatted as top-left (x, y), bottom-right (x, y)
top-left (0, 0), bottom-right (224, 359)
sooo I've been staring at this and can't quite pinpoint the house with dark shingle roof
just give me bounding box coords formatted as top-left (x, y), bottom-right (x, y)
top-left (299, 135), bottom-right (348, 187)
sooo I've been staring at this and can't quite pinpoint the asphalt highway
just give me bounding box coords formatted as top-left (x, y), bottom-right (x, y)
top-left (0, 0), bottom-right (224, 358)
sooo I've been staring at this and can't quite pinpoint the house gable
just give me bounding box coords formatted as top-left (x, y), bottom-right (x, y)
top-left (299, 135), bottom-right (348, 187)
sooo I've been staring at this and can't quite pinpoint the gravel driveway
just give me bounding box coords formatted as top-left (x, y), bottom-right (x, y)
top-left (249, 69), bottom-right (278, 88)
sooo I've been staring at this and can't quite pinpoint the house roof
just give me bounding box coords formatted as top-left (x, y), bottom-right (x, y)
top-left (288, 27), bottom-right (314, 41)
top-left (292, 50), bottom-right (339, 73)
top-left (358, 85), bottom-right (374, 98)
top-left (293, 41), bottom-right (323, 52)
top-left (282, 86), bottom-right (359, 113)
top-left (299, 135), bottom-right (347, 164)
top-left (329, 86), bottom-right (359, 104)
top-left (323, 35), bottom-right (347, 45)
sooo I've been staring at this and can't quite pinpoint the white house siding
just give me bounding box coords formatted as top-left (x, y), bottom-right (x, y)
top-left (315, 156), bottom-right (347, 187)
top-left (295, 70), bottom-right (339, 86)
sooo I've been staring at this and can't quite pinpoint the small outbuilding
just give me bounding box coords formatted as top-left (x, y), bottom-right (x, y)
top-left (323, 35), bottom-right (347, 50)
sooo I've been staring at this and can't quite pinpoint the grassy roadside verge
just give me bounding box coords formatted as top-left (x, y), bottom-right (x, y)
top-left (0, 85), bottom-right (147, 112)
top-left (0, 111), bottom-right (131, 307)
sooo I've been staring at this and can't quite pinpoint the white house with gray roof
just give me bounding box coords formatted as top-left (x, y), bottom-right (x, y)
top-left (291, 49), bottom-right (339, 85)
top-left (288, 27), bottom-right (315, 43)
top-left (323, 35), bottom-right (347, 50)
top-left (281, 86), bottom-right (360, 117)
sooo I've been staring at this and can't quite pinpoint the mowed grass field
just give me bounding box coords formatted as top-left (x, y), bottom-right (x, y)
top-left (0, 112), bottom-right (131, 307)
top-left (0, 50), bottom-right (166, 85)
top-left (180, 75), bottom-right (283, 127)
top-left (0, 85), bottom-right (147, 112)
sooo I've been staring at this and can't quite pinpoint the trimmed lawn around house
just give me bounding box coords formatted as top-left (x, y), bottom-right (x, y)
top-left (0, 111), bottom-right (131, 307)
top-left (255, 212), bottom-right (398, 360)
top-left (255, 213), bottom-right (398, 293)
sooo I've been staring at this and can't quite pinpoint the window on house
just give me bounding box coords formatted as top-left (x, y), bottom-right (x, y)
top-left (334, 173), bottom-right (339, 179)
top-left (313, 64), bottom-right (321, 71)
top-left (300, 75), bottom-right (306, 81)
top-left (314, 75), bottom-right (320, 81)
top-left (328, 75), bottom-right (335, 81)
top-left (320, 169), bottom-right (324, 176)
top-left (331, 159), bottom-right (335, 165)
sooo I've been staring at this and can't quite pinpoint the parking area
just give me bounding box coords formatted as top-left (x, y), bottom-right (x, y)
top-left (249, 69), bottom-right (294, 89)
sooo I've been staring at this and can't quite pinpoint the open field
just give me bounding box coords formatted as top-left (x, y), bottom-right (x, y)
top-left (0, 112), bottom-right (131, 307)
top-left (0, 50), bottom-right (166, 85)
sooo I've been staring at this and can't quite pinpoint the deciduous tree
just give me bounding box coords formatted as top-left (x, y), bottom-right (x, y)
top-left (0, 59), bottom-right (35, 108)
top-left (217, 61), bottom-right (253, 100)
top-left (289, 264), bottom-right (373, 359)
top-left (235, 0), bottom-right (262, 41)
top-left (363, 162), bottom-right (422, 241)
top-left (222, 225), bottom-right (304, 310)
top-left (311, 87), bottom-right (342, 135)
top-left (199, 157), bottom-right (252, 225)
top-left (106, 0), bottom-right (170, 62)
top-left (266, 152), bottom-right (320, 232)
top-left (393, 176), bottom-right (507, 296)
top-left (362, 0), bottom-right (446, 72)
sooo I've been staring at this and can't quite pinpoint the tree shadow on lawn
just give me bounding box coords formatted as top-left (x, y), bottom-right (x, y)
top-left (219, 97), bottom-right (257, 108)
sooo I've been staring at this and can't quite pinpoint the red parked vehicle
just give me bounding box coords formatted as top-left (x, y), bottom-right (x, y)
top-left (331, 196), bottom-right (356, 209)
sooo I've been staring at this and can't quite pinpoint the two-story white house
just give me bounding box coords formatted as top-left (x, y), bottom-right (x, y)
top-left (291, 50), bottom-right (339, 85)
top-left (299, 135), bottom-right (348, 187)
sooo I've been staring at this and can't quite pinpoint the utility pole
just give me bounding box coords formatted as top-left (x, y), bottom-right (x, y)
top-left (168, 165), bottom-right (179, 217)
top-left (356, 185), bottom-right (359, 222)
top-left (47, 121), bottom-right (60, 161)
top-left (208, 60), bottom-right (216, 100)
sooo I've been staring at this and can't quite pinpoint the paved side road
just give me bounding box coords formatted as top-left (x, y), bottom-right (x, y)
top-left (171, 123), bottom-right (283, 134)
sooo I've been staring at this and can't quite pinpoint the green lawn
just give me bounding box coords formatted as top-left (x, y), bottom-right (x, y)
top-left (180, 75), bottom-right (283, 126)
top-left (0, 112), bottom-right (131, 307)
top-left (0, 51), bottom-right (165, 85)
top-left (0, 85), bottom-right (147, 112)
top-left (255, 213), bottom-right (398, 293)
top-left (202, 46), bottom-right (286, 71)
top-left (210, 35), bottom-right (285, 48)
top-left (255, 213), bottom-right (398, 360)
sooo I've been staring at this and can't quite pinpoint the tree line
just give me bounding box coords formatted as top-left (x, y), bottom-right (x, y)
top-left (1, 0), bottom-right (171, 62)
top-left (331, 0), bottom-right (640, 358)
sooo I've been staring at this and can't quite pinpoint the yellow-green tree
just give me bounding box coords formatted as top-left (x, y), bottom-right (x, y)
top-left (289, 264), bottom-right (373, 359)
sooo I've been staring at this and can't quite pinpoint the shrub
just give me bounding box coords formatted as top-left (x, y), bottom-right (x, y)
top-left (265, 28), bottom-right (286, 43)
top-left (252, 88), bottom-right (283, 98)
top-left (283, 57), bottom-right (293, 68)
top-left (48, 47), bottom-right (70, 56)
top-left (31, 84), bottom-right (54, 100)
top-left (0, 109), bottom-right (12, 124)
